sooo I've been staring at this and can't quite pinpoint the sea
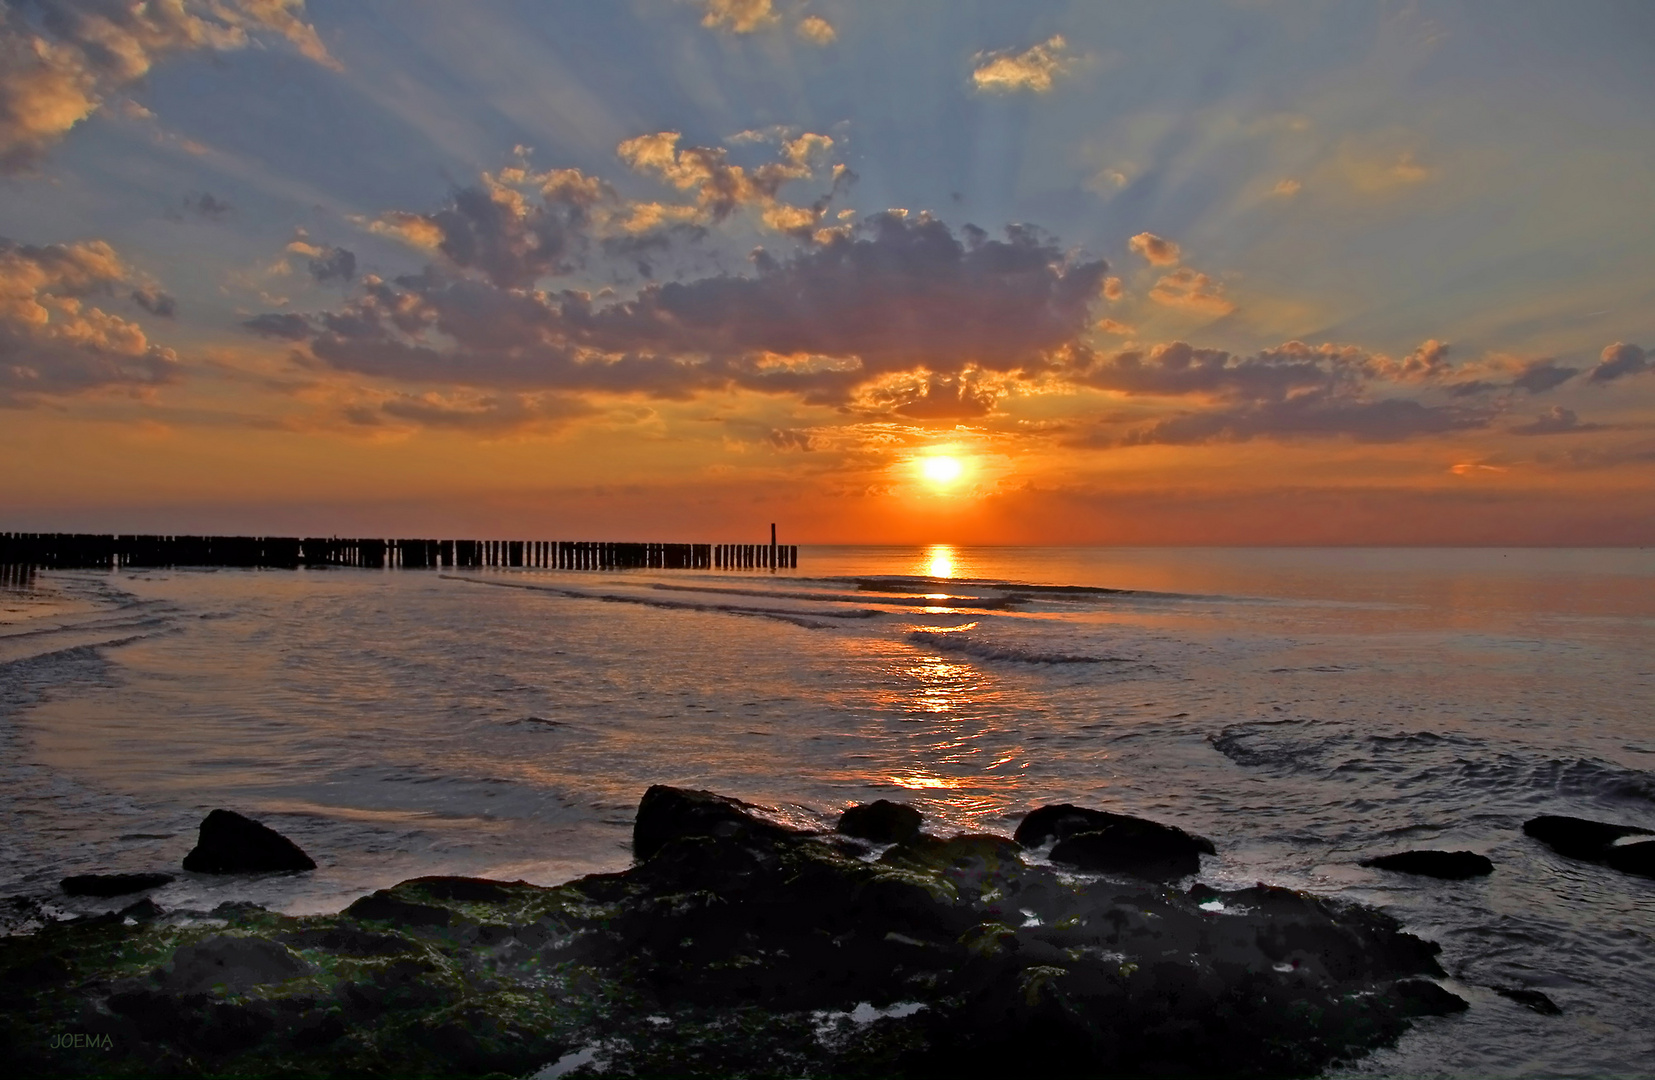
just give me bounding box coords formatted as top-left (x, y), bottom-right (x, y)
top-left (1, 546), bottom-right (1651, 1078)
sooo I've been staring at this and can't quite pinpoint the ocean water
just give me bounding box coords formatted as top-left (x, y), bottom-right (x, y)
top-left (1, 546), bottom-right (1652, 1077)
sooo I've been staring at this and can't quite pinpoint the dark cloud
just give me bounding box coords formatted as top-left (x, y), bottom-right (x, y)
top-left (876, 372), bottom-right (1000, 419)
top-left (182, 191), bottom-right (232, 219)
top-left (130, 286), bottom-right (176, 317)
top-left (1588, 342), bottom-right (1649, 384)
top-left (1075, 340), bottom-right (1367, 402)
top-left (0, 236), bottom-right (177, 404)
top-left (356, 391), bottom-right (594, 433)
top-left (1510, 406), bottom-right (1603, 436)
top-left (307, 246), bottom-right (356, 283)
top-left (768, 428), bottom-right (814, 451)
top-left (1122, 394), bottom-right (1491, 446)
top-left (241, 312), bottom-right (312, 340)
top-left (247, 214), bottom-right (1110, 403)
top-left (1509, 359), bottom-right (1579, 394)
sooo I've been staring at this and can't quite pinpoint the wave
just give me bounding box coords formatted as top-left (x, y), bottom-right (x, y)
top-left (1210, 721), bottom-right (1655, 807)
top-left (650, 582), bottom-right (1018, 610)
top-left (442, 574), bottom-right (878, 628)
top-left (908, 629), bottom-right (1136, 666)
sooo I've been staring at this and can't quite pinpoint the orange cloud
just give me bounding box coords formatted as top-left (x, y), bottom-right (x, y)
top-left (971, 35), bottom-right (1075, 94)
top-left (0, 0), bottom-right (336, 172)
top-left (1128, 232), bottom-right (1181, 266)
top-left (699, 0), bottom-right (778, 34)
top-left (796, 16), bottom-right (836, 45)
top-left (1148, 268), bottom-right (1234, 315)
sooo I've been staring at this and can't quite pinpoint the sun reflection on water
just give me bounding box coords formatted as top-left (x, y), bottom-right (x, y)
top-left (924, 544), bottom-right (956, 579)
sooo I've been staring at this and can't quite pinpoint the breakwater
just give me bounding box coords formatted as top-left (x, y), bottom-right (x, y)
top-left (0, 532), bottom-right (798, 571)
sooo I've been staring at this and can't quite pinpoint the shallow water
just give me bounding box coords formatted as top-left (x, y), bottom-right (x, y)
top-left (2, 547), bottom-right (1652, 1076)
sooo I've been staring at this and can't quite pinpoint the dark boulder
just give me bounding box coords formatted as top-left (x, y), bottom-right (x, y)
top-left (632, 784), bottom-right (801, 860)
top-left (182, 810), bottom-right (316, 874)
top-left (837, 799), bottom-right (923, 843)
top-left (1494, 986), bottom-right (1562, 1015)
top-left (159, 935), bottom-right (311, 994)
top-left (1603, 840), bottom-right (1655, 879)
top-left (1523, 815), bottom-right (1654, 878)
top-left (1015, 802), bottom-right (1216, 854)
top-left (1523, 815), bottom-right (1650, 860)
top-left (345, 891), bottom-right (452, 928)
top-left (61, 872), bottom-right (175, 897)
top-left (1360, 850), bottom-right (1493, 880)
top-left (1019, 804), bottom-right (1215, 880)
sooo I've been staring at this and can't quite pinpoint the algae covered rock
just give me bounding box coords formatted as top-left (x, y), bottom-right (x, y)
top-left (0, 785), bottom-right (1468, 1079)
top-left (181, 809), bottom-right (316, 874)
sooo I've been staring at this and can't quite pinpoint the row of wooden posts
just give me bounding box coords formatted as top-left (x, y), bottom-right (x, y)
top-left (0, 532), bottom-right (799, 572)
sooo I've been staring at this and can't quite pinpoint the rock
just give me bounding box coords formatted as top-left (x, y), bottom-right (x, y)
top-left (1523, 815), bottom-right (1651, 859)
top-left (0, 787), bottom-right (1469, 1080)
top-left (1493, 986), bottom-right (1562, 1015)
top-left (1603, 840), bottom-right (1655, 879)
top-left (837, 799), bottom-right (923, 843)
top-left (182, 809), bottom-right (316, 874)
top-left (159, 935), bottom-right (311, 994)
top-left (1523, 815), bottom-right (1654, 877)
top-left (1015, 802), bottom-right (1216, 853)
top-left (344, 891), bottom-right (452, 928)
top-left (61, 872), bottom-right (175, 897)
top-left (632, 784), bottom-right (801, 860)
top-left (1019, 805), bottom-right (1214, 880)
top-left (1360, 850), bottom-right (1493, 880)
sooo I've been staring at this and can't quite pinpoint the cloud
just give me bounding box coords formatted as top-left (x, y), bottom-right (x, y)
top-left (1272, 179), bottom-right (1302, 197)
top-left (1127, 232), bottom-right (1180, 266)
top-left (1510, 406), bottom-right (1603, 436)
top-left (0, 236), bottom-right (177, 404)
top-left (350, 390), bottom-right (593, 433)
top-left (698, 0), bottom-right (777, 34)
top-left (863, 370), bottom-right (1002, 420)
top-left (1588, 342), bottom-right (1649, 384)
top-left (246, 213), bottom-right (1111, 405)
top-left (971, 35), bottom-right (1075, 94)
top-left (1509, 358), bottom-right (1579, 394)
top-left (796, 15), bottom-right (835, 45)
top-left (1148, 267), bottom-right (1234, 315)
top-left (129, 286), bottom-right (176, 317)
top-left (617, 130), bottom-right (834, 226)
top-left (1095, 318), bottom-right (1132, 335)
top-left (182, 191), bottom-right (232, 219)
top-left (305, 246), bottom-right (356, 283)
top-left (1122, 395), bottom-right (1489, 446)
top-left (0, 0), bottom-right (336, 172)
top-left (1101, 276), bottom-right (1123, 301)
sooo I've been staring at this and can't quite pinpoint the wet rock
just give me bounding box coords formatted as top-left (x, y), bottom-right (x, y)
top-left (1494, 986), bottom-right (1562, 1015)
top-left (1523, 815), bottom-right (1654, 877)
top-left (1603, 839), bottom-right (1655, 879)
top-left (118, 897), bottom-right (164, 922)
top-left (60, 872), bottom-right (175, 897)
top-left (158, 935), bottom-right (311, 994)
top-left (344, 891), bottom-right (452, 928)
top-left (837, 799), bottom-right (924, 843)
top-left (1, 786), bottom-right (1468, 1080)
top-left (1015, 803), bottom-right (1215, 861)
top-left (181, 809), bottom-right (316, 874)
top-left (1032, 808), bottom-right (1214, 880)
top-left (1360, 850), bottom-right (1493, 879)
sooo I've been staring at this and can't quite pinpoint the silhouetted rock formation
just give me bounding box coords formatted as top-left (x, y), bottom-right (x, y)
top-left (1360, 850), bottom-right (1493, 879)
top-left (0, 785), bottom-right (1469, 1078)
top-left (181, 810), bottom-right (316, 874)
top-left (836, 799), bottom-right (923, 843)
top-left (1493, 986), bottom-right (1562, 1015)
top-left (1016, 802), bottom-right (1216, 880)
top-left (1523, 815), bottom-right (1654, 879)
top-left (60, 873), bottom-right (175, 897)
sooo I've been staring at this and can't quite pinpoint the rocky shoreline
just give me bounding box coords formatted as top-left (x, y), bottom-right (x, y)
top-left (10, 786), bottom-right (1625, 1078)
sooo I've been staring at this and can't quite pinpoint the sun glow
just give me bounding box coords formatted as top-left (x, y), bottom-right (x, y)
top-left (920, 455), bottom-right (963, 487)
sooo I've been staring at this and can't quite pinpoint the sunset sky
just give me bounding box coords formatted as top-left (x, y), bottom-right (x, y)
top-left (3, 0), bottom-right (1652, 544)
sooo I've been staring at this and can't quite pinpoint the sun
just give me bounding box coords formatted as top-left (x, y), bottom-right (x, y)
top-left (920, 455), bottom-right (963, 487)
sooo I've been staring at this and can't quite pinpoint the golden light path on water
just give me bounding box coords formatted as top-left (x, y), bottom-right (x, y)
top-left (868, 543), bottom-right (1036, 801)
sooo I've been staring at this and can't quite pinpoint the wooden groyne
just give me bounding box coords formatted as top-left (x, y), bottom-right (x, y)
top-left (0, 532), bottom-right (799, 572)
